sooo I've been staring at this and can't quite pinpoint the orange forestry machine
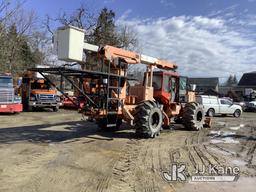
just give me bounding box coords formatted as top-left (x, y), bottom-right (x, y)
top-left (30, 26), bottom-right (210, 138)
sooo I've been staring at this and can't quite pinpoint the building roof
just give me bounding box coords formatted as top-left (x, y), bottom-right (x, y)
top-left (203, 88), bottom-right (223, 97)
top-left (188, 77), bottom-right (219, 87)
top-left (238, 71), bottom-right (256, 87)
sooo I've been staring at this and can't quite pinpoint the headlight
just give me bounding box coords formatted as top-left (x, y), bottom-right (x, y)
top-left (14, 96), bottom-right (22, 104)
top-left (30, 96), bottom-right (36, 101)
top-left (56, 96), bottom-right (61, 102)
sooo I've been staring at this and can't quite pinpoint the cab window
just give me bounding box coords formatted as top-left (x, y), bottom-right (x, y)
top-left (152, 75), bottom-right (162, 90)
top-left (163, 75), bottom-right (177, 92)
top-left (163, 75), bottom-right (169, 92)
top-left (220, 99), bottom-right (232, 105)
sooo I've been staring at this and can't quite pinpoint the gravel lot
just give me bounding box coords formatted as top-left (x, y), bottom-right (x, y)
top-left (0, 109), bottom-right (255, 192)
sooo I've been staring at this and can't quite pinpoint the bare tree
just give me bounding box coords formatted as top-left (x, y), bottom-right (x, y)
top-left (43, 15), bottom-right (54, 36)
top-left (42, 4), bottom-right (138, 69)
top-left (44, 3), bottom-right (96, 42)
top-left (57, 4), bottom-right (95, 30)
top-left (0, 0), bottom-right (26, 24)
top-left (0, 1), bottom-right (43, 74)
top-left (117, 25), bottom-right (137, 49)
top-left (46, 4), bottom-right (137, 49)
top-left (13, 9), bottom-right (37, 36)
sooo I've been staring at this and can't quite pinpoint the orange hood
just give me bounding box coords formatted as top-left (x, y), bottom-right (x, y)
top-left (31, 89), bottom-right (56, 95)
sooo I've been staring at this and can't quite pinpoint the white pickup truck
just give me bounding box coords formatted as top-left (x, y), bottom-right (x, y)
top-left (196, 95), bottom-right (242, 117)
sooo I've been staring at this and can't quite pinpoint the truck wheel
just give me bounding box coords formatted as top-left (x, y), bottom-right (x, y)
top-left (28, 106), bottom-right (35, 112)
top-left (233, 109), bottom-right (241, 118)
top-left (207, 108), bottom-right (215, 117)
top-left (182, 102), bottom-right (205, 131)
top-left (134, 101), bottom-right (163, 138)
top-left (97, 115), bottom-right (122, 131)
top-left (53, 106), bottom-right (59, 112)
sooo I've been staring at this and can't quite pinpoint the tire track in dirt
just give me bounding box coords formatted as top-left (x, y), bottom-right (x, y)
top-left (21, 146), bottom-right (72, 192)
top-left (110, 139), bottom-right (142, 192)
top-left (194, 146), bottom-right (216, 166)
top-left (20, 140), bottom-right (121, 192)
top-left (245, 127), bottom-right (256, 169)
top-left (95, 159), bottom-right (116, 192)
top-left (166, 128), bottom-right (225, 178)
top-left (209, 143), bottom-right (236, 156)
top-left (94, 144), bottom-right (126, 192)
top-left (202, 145), bottom-right (222, 165)
top-left (0, 146), bottom-right (58, 192)
top-left (144, 142), bottom-right (162, 192)
top-left (111, 137), bottom-right (175, 192)
top-left (246, 143), bottom-right (256, 169)
top-left (141, 138), bottom-right (174, 192)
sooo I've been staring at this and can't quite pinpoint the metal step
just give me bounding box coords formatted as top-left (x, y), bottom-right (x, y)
top-left (107, 111), bottom-right (118, 115)
top-left (107, 98), bottom-right (120, 100)
top-left (108, 86), bottom-right (120, 89)
top-left (106, 124), bottom-right (117, 127)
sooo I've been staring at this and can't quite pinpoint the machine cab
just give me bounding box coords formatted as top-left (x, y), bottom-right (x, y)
top-left (151, 71), bottom-right (180, 105)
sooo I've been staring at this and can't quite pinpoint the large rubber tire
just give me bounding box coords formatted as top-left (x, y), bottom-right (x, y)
top-left (97, 115), bottom-right (122, 131)
top-left (134, 101), bottom-right (163, 138)
top-left (182, 102), bottom-right (205, 131)
top-left (207, 108), bottom-right (215, 117)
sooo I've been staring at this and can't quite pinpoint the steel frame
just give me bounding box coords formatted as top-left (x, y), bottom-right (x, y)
top-left (28, 67), bottom-right (127, 110)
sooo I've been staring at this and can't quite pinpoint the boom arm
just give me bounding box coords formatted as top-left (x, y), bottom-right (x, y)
top-left (84, 43), bottom-right (177, 70)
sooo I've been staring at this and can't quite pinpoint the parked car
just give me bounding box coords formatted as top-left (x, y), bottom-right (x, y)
top-left (196, 95), bottom-right (242, 117)
top-left (244, 101), bottom-right (256, 112)
top-left (233, 101), bottom-right (246, 111)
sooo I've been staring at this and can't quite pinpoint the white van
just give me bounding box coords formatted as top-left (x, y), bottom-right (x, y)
top-left (196, 95), bottom-right (242, 117)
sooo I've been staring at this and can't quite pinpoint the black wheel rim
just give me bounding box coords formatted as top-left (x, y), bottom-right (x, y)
top-left (197, 111), bottom-right (203, 122)
top-left (151, 112), bottom-right (160, 129)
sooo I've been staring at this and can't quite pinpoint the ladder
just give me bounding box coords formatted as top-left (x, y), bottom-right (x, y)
top-left (105, 59), bottom-right (125, 127)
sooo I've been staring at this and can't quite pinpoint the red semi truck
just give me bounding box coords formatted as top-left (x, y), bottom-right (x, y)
top-left (0, 74), bottom-right (23, 113)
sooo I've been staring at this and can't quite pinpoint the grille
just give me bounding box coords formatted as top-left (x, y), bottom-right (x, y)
top-left (0, 88), bottom-right (14, 104)
top-left (37, 94), bottom-right (55, 101)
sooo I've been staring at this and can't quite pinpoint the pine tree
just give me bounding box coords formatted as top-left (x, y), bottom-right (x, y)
top-left (92, 8), bottom-right (119, 46)
top-left (225, 75), bottom-right (238, 86)
top-left (233, 75), bottom-right (238, 84)
top-left (0, 24), bottom-right (44, 75)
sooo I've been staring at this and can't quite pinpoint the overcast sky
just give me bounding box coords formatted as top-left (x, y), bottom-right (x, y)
top-left (24, 0), bottom-right (256, 80)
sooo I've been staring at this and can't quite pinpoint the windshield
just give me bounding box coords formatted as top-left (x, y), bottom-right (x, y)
top-left (0, 77), bottom-right (13, 88)
top-left (152, 75), bottom-right (162, 90)
top-left (31, 82), bottom-right (51, 90)
top-left (179, 77), bottom-right (187, 91)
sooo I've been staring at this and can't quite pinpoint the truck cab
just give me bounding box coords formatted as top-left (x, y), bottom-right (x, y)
top-left (21, 72), bottom-right (60, 112)
top-left (0, 74), bottom-right (23, 113)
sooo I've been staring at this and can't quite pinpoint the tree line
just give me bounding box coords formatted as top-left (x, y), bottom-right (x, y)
top-left (0, 0), bottom-right (137, 76)
top-left (0, 0), bottom-right (44, 75)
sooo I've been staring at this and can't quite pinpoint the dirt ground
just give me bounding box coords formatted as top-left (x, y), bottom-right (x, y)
top-left (0, 109), bottom-right (255, 192)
